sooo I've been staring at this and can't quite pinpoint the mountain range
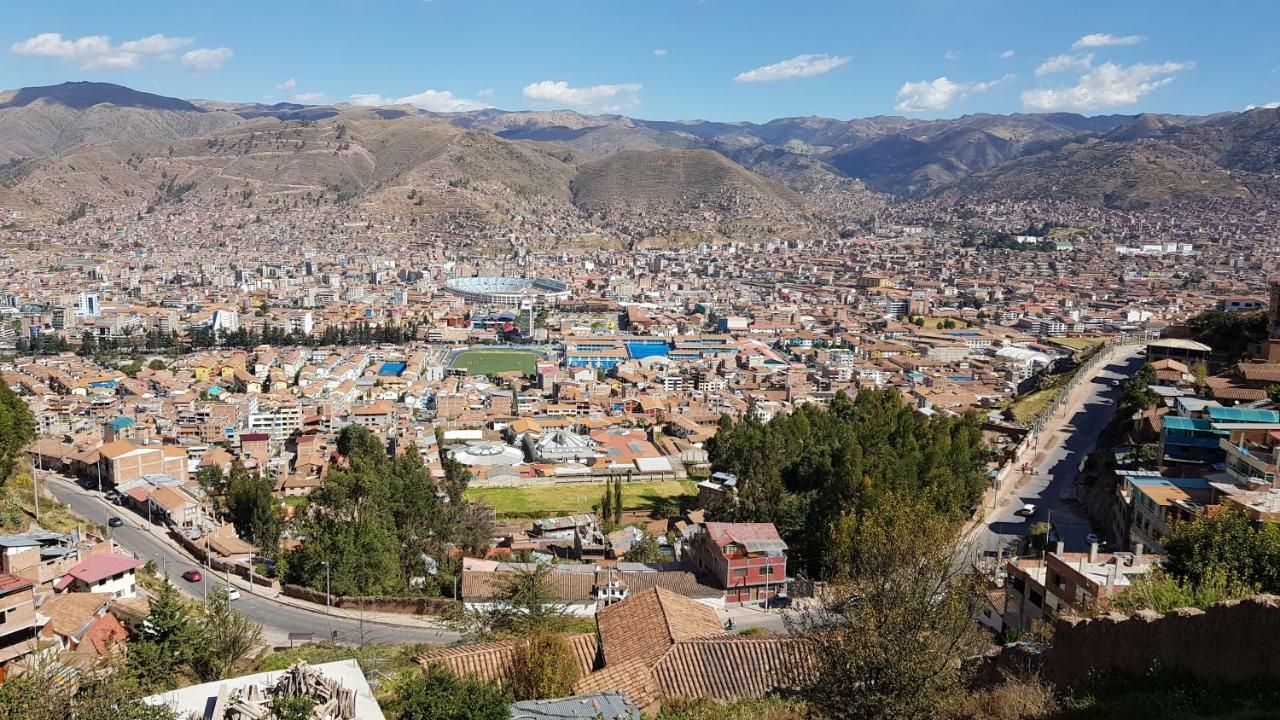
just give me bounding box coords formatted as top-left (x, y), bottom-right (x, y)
top-left (2, 81), bottom-right (1279, 233)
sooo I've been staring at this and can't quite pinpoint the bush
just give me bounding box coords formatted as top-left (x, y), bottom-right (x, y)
top-left (509, 633), bottom-right (582, 701)
top-left (950, 674), bottom-right (1059, 720)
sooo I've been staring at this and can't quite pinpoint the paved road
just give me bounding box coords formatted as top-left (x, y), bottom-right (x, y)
top-left (42, 476), bottom-right (461, 647)
top-left (973, 345), bottom-right (1146, 558)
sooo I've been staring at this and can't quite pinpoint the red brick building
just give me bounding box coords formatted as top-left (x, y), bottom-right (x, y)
top-left (690, 522), bottom-right (789, 605)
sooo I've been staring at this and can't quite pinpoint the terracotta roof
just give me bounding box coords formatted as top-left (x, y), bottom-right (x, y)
top-left (650, 636), bottom-right (814, 701)
top-left (1239, 363), bottom-right (1280, 384)
top-left (417, 633), bottom-right (598, 683)
top-left (461, 570), bottom-right (596, 602)
top-left (0, 573), bottom-right (34, 594)
top-left (573, 659), bottom-right (661, 715)
top-left (597, 587), bottom-right (723, 666)
top-left (39, 592), bottom-right (112, 640)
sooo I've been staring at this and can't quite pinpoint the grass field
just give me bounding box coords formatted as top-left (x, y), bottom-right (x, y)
top-left (1048, 336), bottom-right (1106, 351)
top-left (467, 480), bottom-right (696, 517)
top-left (1006, 386), bottom-right (1064, 423)
top-left (451, 349), bottom-right (539, 376)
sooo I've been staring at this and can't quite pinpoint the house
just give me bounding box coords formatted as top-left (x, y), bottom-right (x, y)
top-left (54, 553), bottom-right (143, 599)
top-left (97, 439), bottom-right (188, 486)
top-left (420, 587), bottom-right (811, 716)
top-left (36, 592), bottom-right (129, 659)
top-left (1002, 543), bottom-right (1160, 632)
top-left (0, 573), bottom-right (42, 675)
top-left (148, 485), bottom-right (201, 530)
top-left (688, 522), bottom-right (788, 605)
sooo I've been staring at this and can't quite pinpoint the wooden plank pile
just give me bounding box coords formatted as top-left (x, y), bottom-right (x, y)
top-left (208, 662), bottom-right (358, 719)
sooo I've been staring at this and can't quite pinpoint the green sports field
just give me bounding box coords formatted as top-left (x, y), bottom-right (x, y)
top-left (451, 349), bottom-right (539, 376)
top-left (467, 481), bottom-right (697, 518)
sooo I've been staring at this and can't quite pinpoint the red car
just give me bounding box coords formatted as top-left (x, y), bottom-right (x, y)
top-left (181, 569), bottom-right (202, 583)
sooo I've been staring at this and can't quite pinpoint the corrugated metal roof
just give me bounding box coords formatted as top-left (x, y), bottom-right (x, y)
top-left (1207, 406), bottom-right (1280, 423)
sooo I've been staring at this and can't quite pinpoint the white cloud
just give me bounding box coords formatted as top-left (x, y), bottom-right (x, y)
top-left (181, 47), bottom-right (232, 72)
top-left (11, 33), bottom-right (138, 70)
top-left (733, 53), bottom-right (850, 83)
top-left (1035, 53), bottom-right (1094, 77)
top-left (521, 80), bottom-right (642, 112)
top-left (11, 32), bottom-right (208, 71)
top-left (276, 77), bottom-right (297, 91)
top-left (1021, 60), bottom-right (1194, 111)
top-left (894, 74), bottom-right (1013, 113)
top-left (1072, 33), bottom-right (1146, 49)
top-left (349, 88), bottom-right (492, 112)
top-left (476, 88), bottom-right (495, 98)
top-left (1001, 49), bottom-right (1016, 59)
top-left (944, 50), bottom-right (960, 61)
top-left (653, 48), bottom-right (667, 57)
top-left (1245, 101), bottom-right (1280, 110)
top-left (119, 34), bottom-right (192, 56)
top-left (293, 92), bottom-right (327, 103)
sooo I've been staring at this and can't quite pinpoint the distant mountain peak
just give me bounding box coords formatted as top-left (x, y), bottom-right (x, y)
top-left (0, 81), bottom-right (202, 112)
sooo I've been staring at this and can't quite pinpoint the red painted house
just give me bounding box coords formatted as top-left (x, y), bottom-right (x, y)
top-left (690, 522), bottom-right (789, 605)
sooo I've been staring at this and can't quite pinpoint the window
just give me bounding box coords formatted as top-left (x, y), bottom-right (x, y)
top-left (732, 568), bottom-right (748, 579)
top-left (761, 565), bottom-right (774, 576)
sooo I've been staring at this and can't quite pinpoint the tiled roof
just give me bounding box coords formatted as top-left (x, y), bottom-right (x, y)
top-left (417, 632), bottom-right (598, 683)
top-left (39, 592), bottom-right (112, 640)
top-left (0, 572), bottom-right (34, 594)
top-left (650, 636), bottom-right (814, 701)
top-left (573, 659), bottom-right (661, 715)
top-left (597, 587), bottom-right (723, 666)
top-left (461, 570), bottom-right (596, 602)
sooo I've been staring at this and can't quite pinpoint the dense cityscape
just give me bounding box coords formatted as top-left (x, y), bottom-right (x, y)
top-left (3, 3), bottom-right (1280, 719)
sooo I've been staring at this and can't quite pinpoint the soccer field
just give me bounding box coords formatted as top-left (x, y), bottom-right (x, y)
top-left (451, 349), bottom-right (540, 376)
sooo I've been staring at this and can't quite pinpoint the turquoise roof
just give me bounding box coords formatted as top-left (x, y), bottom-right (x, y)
top-left (1163, 416), bottom-right (1214, 432)
top-left (107, 416), bottom-right (134, 430)
top-left (1207, 406), bottom-right (1280, 423)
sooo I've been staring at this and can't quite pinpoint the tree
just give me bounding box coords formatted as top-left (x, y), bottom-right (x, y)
top-left (1162, 510), bottom-right (1280, 593)
top-left (789, 494), bottom-right (985, 720)
top-left (79, 330), bottom-right (98, 356)
top-left (599, 484), bottom-right (613, 530)
top-left (190, 587), bottom-right (264, 682)
top-left (1110, 568), bottom-right (1257, 613)
top-left (626, 532), bottom-right (664, 563)
top-left (460, 565), bottom-right (574, 640)
top-left (128, 581), bottom-right (204, 692)
top-left (1190, 361), bottom-right (1209, 392)
top-left (0, 383), bottom-right (35, 483)
top-left (386, 664), bottom-right (510, 720)
top-left (226, 465), bottom-right (282, 556)
top-left (0, 653), bottom-right (178, 720)
top-left (612, 477), bottom-right (623, 526)
top-left (509, 633), bottom-right (583, 700)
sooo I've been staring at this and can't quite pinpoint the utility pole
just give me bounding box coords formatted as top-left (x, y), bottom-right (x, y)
top-left (32, 456), bottom-right (40, 522)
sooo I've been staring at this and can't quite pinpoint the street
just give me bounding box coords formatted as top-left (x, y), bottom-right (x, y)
top-left (973, 345), bottom-right (1146, 558)
top-left (42, 475), bottom-right (461, 647)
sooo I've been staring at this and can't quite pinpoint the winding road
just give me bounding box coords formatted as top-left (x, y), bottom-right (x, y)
top-left (42, 475), bottom-right (461, 647)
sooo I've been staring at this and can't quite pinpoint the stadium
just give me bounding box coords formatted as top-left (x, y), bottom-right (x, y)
top-left (444, 276), bottom-right (570, 307)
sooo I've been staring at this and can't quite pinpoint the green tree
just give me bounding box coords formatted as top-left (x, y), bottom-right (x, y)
top-left (0, 383), bottom-right (35, 483)
top-left (190, 587), bottom-right (264, 682)
top-left (612, 477), bottom-right (623, 526)
top-left (127, 581), bottom-right (204, 692)
top-left (1110, 567), bottom-right (1257, 613)
top-left (509, 633), bottom-right (583, 701)
top-left (789, 494), bottom-right (984, 720)
top-left (226, 465), bottom-right (282, 556)
top-left (626, 532), bottom-right (664, 563)
top-left (78, 330), bottom-right (98, 356)
top-left (386, 664), bottom-right (510, 720)
top-left (460, 565), bottom-right (574, 640)
top-left (0, 653), bottom-right (178, 720)
top-left (1162, 510), bottom-right (1280, 593)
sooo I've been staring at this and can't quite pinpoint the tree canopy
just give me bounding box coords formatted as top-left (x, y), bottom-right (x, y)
top-left (706, 389), bottom-right (990, 578)
top-left (1162, 510), bottom-right (1280, 594)
top-left (384, 664), bottom-right (510, 720)
top-left (0, 382), bottom-right (35, 483)
top-left (285, 425), bottom-right (492, 598)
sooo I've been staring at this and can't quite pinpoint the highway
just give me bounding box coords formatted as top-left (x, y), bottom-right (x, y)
top-left (42, 475), bottom-right (461, 647)
top-left (973, 345), bottom-right (1146, 557)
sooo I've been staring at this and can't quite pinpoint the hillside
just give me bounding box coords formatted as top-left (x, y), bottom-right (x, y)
top-left (572, 148), bottom-right (800, 212)
top-left (4, 80), bottom-right (1280, 223)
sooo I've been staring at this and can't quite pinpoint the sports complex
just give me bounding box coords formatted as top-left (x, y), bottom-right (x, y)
top-left (444, 275), bottom-right (570, 307)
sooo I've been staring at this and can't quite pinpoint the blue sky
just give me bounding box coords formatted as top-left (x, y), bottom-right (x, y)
top-left (4, 0), bottom-right (1278, 122)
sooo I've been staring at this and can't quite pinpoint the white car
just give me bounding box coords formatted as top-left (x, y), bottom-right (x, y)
top-left (1017, 503), bottom-right (1037, 517)
top-left (224, 586), bottom-right (241, 601)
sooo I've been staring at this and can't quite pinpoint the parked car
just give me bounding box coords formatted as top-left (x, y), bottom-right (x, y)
top-left (1017, 503), bottom-right (1037, 517)
top-left (766, 595), bottom-right (793, 609)
top-left (104, 490), bottom-right (123, 504)
top-left (107, 516), bottom-right (124, 528)
top-left (181, 569), bottom-right (202, 583)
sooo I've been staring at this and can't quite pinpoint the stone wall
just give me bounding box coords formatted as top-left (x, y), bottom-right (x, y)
top-left (281, 583), bottom-right (458, 617)
top-left (1044, 595), bottom-right (1280, 686)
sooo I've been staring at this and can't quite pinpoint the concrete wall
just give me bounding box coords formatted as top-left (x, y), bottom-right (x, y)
top-left (1044, 595), bottom-right (1280, 686)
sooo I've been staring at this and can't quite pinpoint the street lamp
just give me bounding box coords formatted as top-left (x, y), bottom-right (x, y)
top-left (321, 561), bottom-right (331, 613)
